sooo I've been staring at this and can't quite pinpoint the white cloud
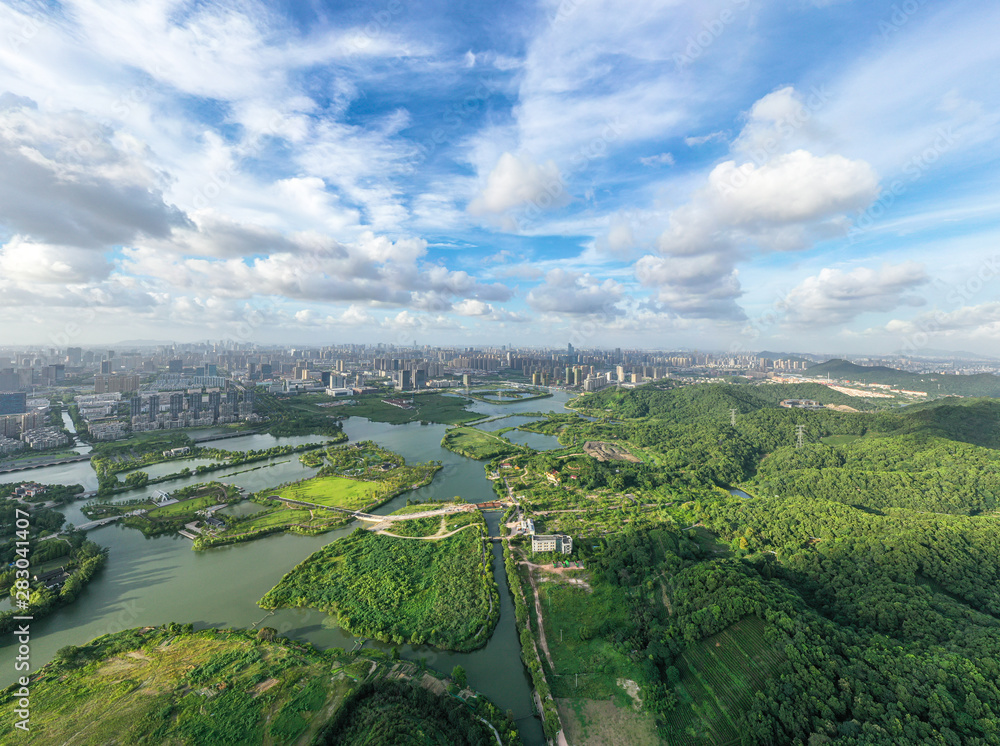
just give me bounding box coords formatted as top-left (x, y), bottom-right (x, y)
top-left (640, 152), bottom-right (675, 166)
top-left (0, 236), bottom-right (112, 284)
top-left (685, 131), bottom-right (726, 147)
top-left (0, 98), bottom-right (188, 249)
top-left (526, 268), bottom-right (623, 315)
top-left (783, 261), bottom-right (929, 327)
top-left (885, 302), bottom-right (1000, 337)
top-left (468, 152), bottom-right (569, 220)
top-left (637, 146), bottom-right (879, 319)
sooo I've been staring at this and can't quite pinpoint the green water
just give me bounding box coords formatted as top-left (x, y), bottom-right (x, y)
top-left (0, 391), bottom-right (580, 745)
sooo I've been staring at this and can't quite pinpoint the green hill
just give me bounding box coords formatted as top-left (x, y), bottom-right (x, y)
top-left (805, 359), bottom-right (1000, 397)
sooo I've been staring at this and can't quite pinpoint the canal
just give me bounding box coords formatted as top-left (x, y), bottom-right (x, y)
top-left (0, 391), bottom-right (580, 744)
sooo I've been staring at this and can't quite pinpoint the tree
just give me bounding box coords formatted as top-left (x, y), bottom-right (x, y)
top-left (451, 664), bottom-right (467, 689)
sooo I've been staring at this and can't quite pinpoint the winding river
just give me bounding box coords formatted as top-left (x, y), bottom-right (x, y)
top-left (0, 392), bottom-right (578, 744)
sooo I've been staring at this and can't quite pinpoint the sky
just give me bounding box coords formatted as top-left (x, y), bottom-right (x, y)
top-left (1, 0), bottom-right (1000, 354)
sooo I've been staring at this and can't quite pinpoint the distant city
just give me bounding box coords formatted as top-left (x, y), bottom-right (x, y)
top-left (2, 339), bottom-right (999, 458)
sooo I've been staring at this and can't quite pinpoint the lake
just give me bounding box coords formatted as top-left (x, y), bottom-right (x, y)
top-left (0, 390), bottom-right (581, 744)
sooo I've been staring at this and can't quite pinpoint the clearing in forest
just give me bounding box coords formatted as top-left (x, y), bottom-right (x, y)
top-left (582, 441), bottom-right (641, 462)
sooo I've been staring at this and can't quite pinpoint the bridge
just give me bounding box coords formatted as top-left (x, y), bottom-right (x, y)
top-left (37, 508), bottom-right (148, 541)
top-left (0, 453), bottom-right (91, 474)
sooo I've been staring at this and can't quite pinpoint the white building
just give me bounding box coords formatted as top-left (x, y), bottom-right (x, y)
top-left (531, 534), bottom-right (573, 554)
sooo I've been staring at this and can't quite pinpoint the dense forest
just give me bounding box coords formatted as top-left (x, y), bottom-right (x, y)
top-left (507, 383), bottom-right (1000, 743)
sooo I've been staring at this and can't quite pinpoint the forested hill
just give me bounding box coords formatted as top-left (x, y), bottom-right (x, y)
top-left (529, 383), bottom-right (1000, 742)
top-left (578, 380), bottom-right (882, 421)
top-left (898, 397), bottom-right (1000, 449)
top-left (573, 385), bottom-right (1000, 511)
top-left (805, 359), bottom-right (1000, 397)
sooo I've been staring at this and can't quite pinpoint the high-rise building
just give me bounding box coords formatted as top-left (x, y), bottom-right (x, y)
top-left (130, 396), bottom-right (143, 419)
top-left (147, 395), bottom-right (159, 422)
top-left (100, 360), bottom-right (113, 374)
top-left (207, 391), bottom-right (221, 418)
top-left (94, 374), bottom-right (140, 394)
top-left (168, 359), bottom-right (183, 373)
top-left (169, 393), bottom-right (184, 418)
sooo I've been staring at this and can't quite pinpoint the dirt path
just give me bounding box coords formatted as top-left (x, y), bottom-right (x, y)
top-left (527, 568), bottom-right (556, 671)
top-left (374, 522), bottom-right (479, 540)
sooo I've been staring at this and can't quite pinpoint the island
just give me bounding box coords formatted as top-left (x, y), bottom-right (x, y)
top-left (260, 502), bottom-right (499, 652)
top-left (0, 625), bottom-right (520, 745)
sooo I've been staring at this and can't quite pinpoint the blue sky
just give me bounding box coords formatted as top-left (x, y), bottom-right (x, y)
top-left (2, 0), bottom-right (1000, 354)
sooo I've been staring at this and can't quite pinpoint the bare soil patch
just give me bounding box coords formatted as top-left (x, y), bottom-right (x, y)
top-left (582, 441), bottom-right (640, 462)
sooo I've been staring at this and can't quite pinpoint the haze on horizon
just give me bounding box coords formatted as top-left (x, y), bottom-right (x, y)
top-left (2, 0), bottom-right (999, 354)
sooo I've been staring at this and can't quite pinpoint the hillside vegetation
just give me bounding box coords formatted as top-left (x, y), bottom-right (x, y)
top-left (0, 625), bottom-right (520, 745)
top-left (498, 382), bottom-right (1000, 744)
top-left (805, 358), bottom-right (1000, 397)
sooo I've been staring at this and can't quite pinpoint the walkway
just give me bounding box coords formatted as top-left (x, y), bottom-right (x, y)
top-left (37, 508), bottom-right (147, 540)
top-left (373, 522), bottom-right (480, 540)
top-left (270, 495), bottom-right (478, 522)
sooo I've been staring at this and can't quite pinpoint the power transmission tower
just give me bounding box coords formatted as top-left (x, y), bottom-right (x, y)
top-left (730, 408), bottom-right (738, 427)
top-left (796, 424), bottom-right (806, 449)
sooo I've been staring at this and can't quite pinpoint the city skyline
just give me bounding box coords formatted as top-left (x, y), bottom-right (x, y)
top-left (2, 1), bottom-right (1000, 353)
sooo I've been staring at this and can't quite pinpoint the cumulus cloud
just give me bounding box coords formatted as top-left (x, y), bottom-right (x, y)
top-left (124, 230), bottom-right (512, 310)
top-left (783, 262), bottom-right (929, 327)
top-left (0, 236), bottom-right (113, 284)
top-left (884, 302), bottom-right (1000, 337)
top-left (0, 99), bottom-right (188, 249)
top-left (468, 152), bottom-right (569, 222)
top-left (633, 84), bottom-right (881, 321)
top-left (731, 86), bottom-right (830, 159)
top-left (526, 269), bottom-right (623, 315)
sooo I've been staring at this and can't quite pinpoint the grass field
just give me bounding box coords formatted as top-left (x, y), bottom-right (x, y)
top-left (665, 616), bottom-right (786, 746)
top-left (441, 426), bottom-right (521, 460)
top-left (272, 474), bottom-right (383, 510)
top-left (0, 627), bottom-right (351, 745)
top-left (146, 494), bottom-right (220, 518)
top-left (532, 578), bottom-right (644, 701)
top-left (557, 698), bottom-right (660, 746)
top-left (242, 505), bottom-right (316, 529)
top-left (0, 626), bottom-right (517, 746)
top-left (385, 509), bottom-right (482, 538)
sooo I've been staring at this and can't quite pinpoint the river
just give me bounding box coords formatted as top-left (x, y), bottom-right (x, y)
top-left (0, 391), bottom-right (581, 744)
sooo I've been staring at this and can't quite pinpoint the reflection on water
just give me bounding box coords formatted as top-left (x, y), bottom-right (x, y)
top-left (0, 391), bottom-right (577, 745)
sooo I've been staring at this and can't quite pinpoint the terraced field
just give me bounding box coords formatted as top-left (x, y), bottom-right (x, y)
top-left (665, 616), bottom-right (786, 746)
